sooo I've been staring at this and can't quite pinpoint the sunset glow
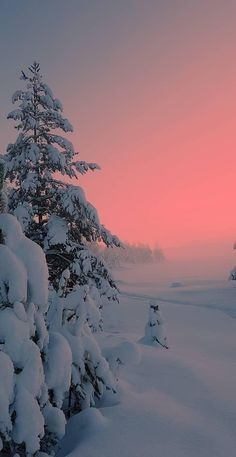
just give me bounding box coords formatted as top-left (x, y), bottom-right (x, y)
top-left (0, 1), bottom-right (235, 248)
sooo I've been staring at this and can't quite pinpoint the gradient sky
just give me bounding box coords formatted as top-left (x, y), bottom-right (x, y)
top-left (0, 0), bottom-right (235, 248)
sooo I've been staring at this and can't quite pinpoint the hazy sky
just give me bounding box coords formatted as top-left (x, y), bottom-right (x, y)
top-left (0, 0), bottom-right (235, 248)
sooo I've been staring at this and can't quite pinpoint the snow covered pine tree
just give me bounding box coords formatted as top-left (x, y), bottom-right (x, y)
top-left (0, 162), bottom-right (66, 456)
top-left (5, 62), bottom-right (119, 415)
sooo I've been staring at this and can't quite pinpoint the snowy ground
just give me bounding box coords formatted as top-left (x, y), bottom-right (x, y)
top-left (58, 256), bottom-right (236, 457)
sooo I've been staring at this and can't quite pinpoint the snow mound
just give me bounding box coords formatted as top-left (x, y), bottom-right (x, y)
top-left (103, 341), bottom-right (141, 379)
top-left (57, 408), bottom-right (108, 457)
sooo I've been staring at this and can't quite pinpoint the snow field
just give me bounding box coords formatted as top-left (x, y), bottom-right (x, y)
top-left (58, 264), bottom-right (236, 457)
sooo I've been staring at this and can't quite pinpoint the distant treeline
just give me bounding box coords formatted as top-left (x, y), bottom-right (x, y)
top-left (89, 242), bottom-right (165, 268)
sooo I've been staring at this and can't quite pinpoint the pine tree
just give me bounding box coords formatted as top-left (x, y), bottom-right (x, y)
top-left (4, 62), bottom-right (118, 415)
top-left (5, 62), bottom-right (120, 311)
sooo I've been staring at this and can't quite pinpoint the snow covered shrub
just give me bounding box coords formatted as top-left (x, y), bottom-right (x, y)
top-left (229, 241), bottom-right (236, 280)
top-left (0, 213), bottom-right (66, 456)
top-left (231, 270), bottom-right (236, 280)
top-left (229, 267), bottom-right (236, 280)
top-left (142, 299), bottom-right (168, 348)
top-left (4, 62), bottom-right (119, 416)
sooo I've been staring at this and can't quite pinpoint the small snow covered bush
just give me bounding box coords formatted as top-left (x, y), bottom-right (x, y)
top-left (229, 240), bottom-right (236, 281)
top-left (142, 299), bottom-right (168, 349)
top-left (229, 267), bottom-right (236, 280)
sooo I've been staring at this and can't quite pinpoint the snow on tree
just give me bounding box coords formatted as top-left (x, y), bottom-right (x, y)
top-left (5, 62), bottom-right (120, 317)
top-left (141, 299), bottom-right (168, 349)
top-left (0, 159), bottom-right (7, 215)
top-left (0, 210), bottom-right (68, 455)
top-left (47, 281), bottom-right (116, 415)
top-left (4, 62), bottom-right (119, 416)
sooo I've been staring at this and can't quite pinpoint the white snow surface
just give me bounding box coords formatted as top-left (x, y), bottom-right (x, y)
top-left (57, 259), bottom-right (236, 457)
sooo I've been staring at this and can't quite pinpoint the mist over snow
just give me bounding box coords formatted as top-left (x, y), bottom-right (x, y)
top-left (162, 237), bottom-right (235, 281)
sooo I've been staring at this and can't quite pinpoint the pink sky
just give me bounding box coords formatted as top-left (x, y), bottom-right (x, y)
top-left (0, 1), bottom-right (235, 249)
top-left (65, 3), bottom-right (236, 248)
